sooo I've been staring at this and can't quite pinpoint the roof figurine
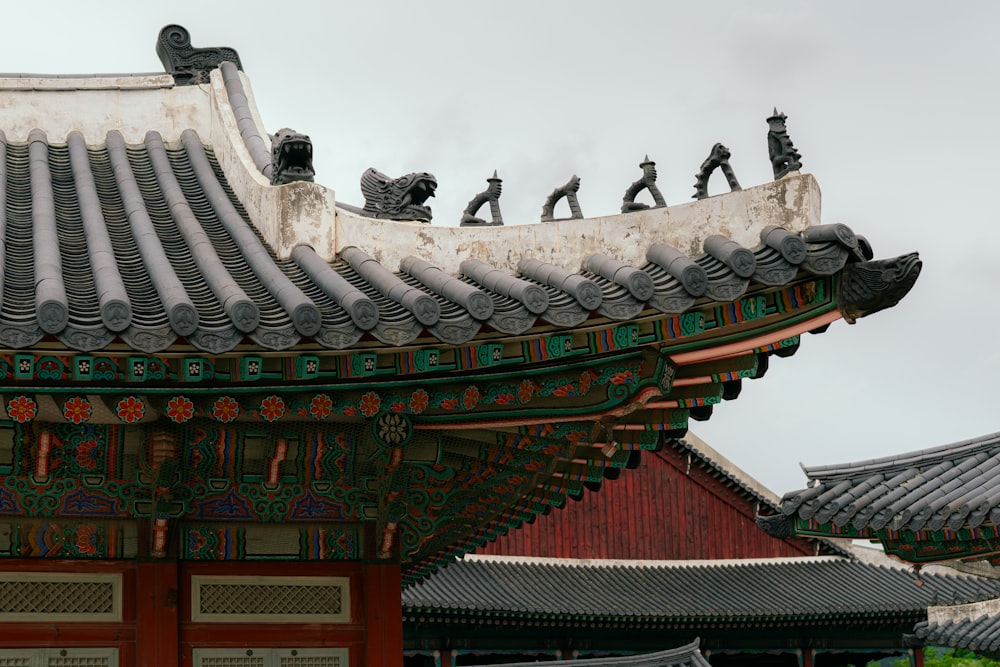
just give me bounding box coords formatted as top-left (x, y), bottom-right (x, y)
top-left (360, 167), bottom-right (438, 222)
top-left (270, 128), bottom-right (315, 185)
top-left (460, 171), bottom-right (504, 226)
top-left (767, 107), bottom-right (804, 179)
top-left (621, 154), bottom-right (667, 213)
top-left (693, 142), bottom-right (740, 199)
top-left (540, 174), bottom-right (583, 221)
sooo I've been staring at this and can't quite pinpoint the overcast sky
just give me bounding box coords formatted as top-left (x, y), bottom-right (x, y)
top-left (3, 1), bottom-right (998, 496)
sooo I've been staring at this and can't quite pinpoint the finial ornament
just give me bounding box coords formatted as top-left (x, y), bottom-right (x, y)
top-left (156, 24), bottom-right (242, 85)
top-left (460, 171), bottom-right (504, 226)
top-left (621, 155), bottom-right (667, 213)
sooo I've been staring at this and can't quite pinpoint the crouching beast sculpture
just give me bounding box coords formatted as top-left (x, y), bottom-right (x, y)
top-left (360, 168), bottom-right (437, 222)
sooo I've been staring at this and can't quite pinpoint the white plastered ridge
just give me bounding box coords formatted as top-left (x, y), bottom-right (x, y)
top-left (207, 66), bottom-right (822, 270)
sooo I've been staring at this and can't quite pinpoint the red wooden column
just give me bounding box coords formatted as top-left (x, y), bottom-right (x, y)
top-left (912, 648), bottom-right (925, 667)
top-left (136, 558), bottom-right (180, 667)
top-left (363, 561), bottom-right (403, 667)
top-left (801, 648), bottom-right (814, 667)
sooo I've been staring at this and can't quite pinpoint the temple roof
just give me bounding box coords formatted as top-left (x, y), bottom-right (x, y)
top-left (402, 554), bottom-right (1000, 626)
top-left (759, 432), bottom-right (1000, 564)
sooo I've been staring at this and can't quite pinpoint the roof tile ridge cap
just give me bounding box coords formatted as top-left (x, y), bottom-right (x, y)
top-left (803, 431), bottom-right (1000, 478)
top-left (218, 62), bottom-right (271, 177)
top-left (28, 129), bottom-right (69, 334)
top-left (340, 246), bottom-right (440, 326)
top-left (674, 430), bottom-right (782, 507)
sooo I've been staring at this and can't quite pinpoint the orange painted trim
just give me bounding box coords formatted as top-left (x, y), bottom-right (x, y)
top-left (670, 311), bottom-right (842, 365)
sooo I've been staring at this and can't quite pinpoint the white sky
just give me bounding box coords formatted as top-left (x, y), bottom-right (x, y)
top-left (3, 1), bottom-right (998, 495)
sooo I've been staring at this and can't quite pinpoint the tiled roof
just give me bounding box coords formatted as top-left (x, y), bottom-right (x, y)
top-left (769, 432), bottom-right (1000, 534)
top-left (913, 599), bottom-right (1000, 657)
top-left (0, 124), bottom-right (866, 355)
top-left (401, 555), bottom-right (1000, 625)
top-left (467, 640), bottom-right (709, 667)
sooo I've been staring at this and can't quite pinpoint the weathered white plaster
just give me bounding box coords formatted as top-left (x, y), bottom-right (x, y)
top-left (208, 68), bottom-right (338, 258)
top-left (927, 597), bottom-right (1000, 625)
top-left (334, 173), bottom-right (822, 273)
top-left (0, 75), bottom-right (210, 143)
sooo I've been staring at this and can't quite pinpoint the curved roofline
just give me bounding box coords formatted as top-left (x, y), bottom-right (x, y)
top-left (803, 431), bottom-right (1000, 480)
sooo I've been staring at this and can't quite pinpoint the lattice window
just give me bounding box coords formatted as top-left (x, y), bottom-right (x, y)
top-left (0, 650), bottom-right (116, 667)
top-left (194, 649), bottom-right (346, 667)
top-left (0, 574), bottom-right (121, 621)
top-left (190, 576), bottom-right (349, 623)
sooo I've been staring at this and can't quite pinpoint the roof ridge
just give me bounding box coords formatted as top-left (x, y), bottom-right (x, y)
top-left (802, 431), bottom-right (1000, 479)
top-left (672, 430), bottom-right (783, 508)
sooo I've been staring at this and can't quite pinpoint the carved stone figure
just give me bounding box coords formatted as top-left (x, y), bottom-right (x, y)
top-left (621, 155), bottom-right (667, 213)
top-left (540, 175), bottom-right (583, 222)
top-left (460, 171), bottom-right (504, 226)
top-left (270, 129), bottom-right (315, 185)
top-left (767, 108), bottom-right (803, 180)
top-left (360, 168), bottom-right (438, 222)
top-left (838, 252), bottom-right (922, 324)
top-left (156, 25), bottom-right (242, 85)
top-left (693, 143), bottom-right (741, 200)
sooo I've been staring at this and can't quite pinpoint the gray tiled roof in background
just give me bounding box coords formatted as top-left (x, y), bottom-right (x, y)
top-left (402, 555), bottom-right (1000, 624)
top-left (773, 432), bottom-right (1000, 533)
top-left (913, 598), bottom-right (1000, 657)
top-left (466, 640), bottom-right (710, 667)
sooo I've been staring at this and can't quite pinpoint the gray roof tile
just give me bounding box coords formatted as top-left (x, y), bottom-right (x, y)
top-left (402, 555), bottom-right (1000, 623)
top-left (770, 432), bottom-right (1000, 535)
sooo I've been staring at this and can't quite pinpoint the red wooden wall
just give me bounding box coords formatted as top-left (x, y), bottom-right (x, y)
top-left (477, 443), bottom-right (816, 560)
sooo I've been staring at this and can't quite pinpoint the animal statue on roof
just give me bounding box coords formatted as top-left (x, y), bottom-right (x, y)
top-left (621, 155), bottom-right (667, 213)
top-left (767, 108), bottom-right (803, 180)
top-left (838, 252), bottom-right (922, 324)
top-left (693, 143), bottom-right (741, 200)
top-left (270, 128), bottom-right (315, 185)
top-left (360, 168), bottom-right (438, 222)
top-left (460, 171), bottom-right (504, 226)
top-left (540, 175), bottom-right (583, 221)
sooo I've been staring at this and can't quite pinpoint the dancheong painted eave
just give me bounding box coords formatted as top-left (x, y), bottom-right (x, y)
top-left (0, 25), bottom-right (924, 584)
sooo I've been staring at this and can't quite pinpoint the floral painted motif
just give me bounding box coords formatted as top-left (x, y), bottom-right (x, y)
top-left (211, 396), bottom-right (240, 423)
top-left (389, 401), bottom-right (407, 413)
top-left (552, 384), bottom-right (577, 397)
top-left (461, 385), bottom-right (481, 411)
top-left (63, 397), bottom-right (92, 425)
top-left (260, 395), bottom-right (286, 422)
top-left (115, 396), bottom-right (145, 424)
top-left (609, 370), bottom-right (635, 385)
top-left (309, 394), bottom-right (333, 420)
top-left (494, 393), bottom-right (515, 405)
top-left (579, 370), bottom-right (595, 395)
top-left (517, 379), bottom-right (537, 404)
top-left (166, 396), bottom-right (195, 423)
top-left (359, 391), bottom-right (381, 418)
top-left (75, 525), bottom-right (99, 555)
top-left (342, 405), bottom-right (358, 417)
top-left (409, 389), bottom-right (429, 414)
top-left (440, 397), bottom-right (460, 411)
top-left (374, 412), bottom-right (410, 446)
top-left (6, 396), bottom-right (36, 423)
top-left (75, 439), bottom-right (100, 470)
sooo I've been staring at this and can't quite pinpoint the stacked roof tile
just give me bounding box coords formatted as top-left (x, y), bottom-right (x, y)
top-left (402, 555), bottom-right (1000, 626)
